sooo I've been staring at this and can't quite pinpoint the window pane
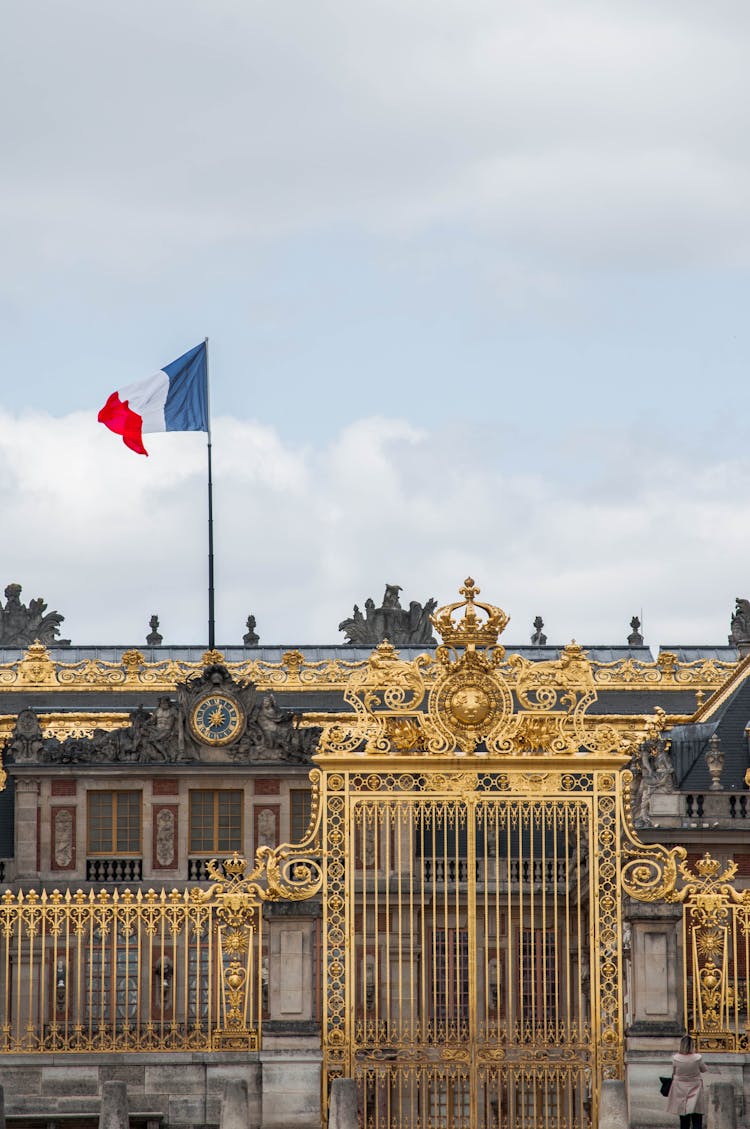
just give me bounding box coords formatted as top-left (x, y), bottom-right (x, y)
top-left (190, 791), bottom-right (215, 853)
top-left (88, 792), bottom-right (141, 855)
top-left (217, 792), bottom-right (242, 852)
top-left (116, 792), bottom-right (141, 853)
top-left (190, 790), bottom-right (242, 853)
top-left (290, 789), bottom-right (312, 843)
top-left (88, 793), bottom-right (113, 853)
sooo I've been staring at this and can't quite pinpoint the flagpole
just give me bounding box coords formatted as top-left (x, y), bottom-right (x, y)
top-left (205, 336), bottom-right (216, 650)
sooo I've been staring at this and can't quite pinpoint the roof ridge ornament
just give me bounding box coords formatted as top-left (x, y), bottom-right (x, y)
top-left (430, 577), bottom-right (509, 651)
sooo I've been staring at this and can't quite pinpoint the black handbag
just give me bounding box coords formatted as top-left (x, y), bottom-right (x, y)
top-left (660, 1076), bottom-right (673, 1097)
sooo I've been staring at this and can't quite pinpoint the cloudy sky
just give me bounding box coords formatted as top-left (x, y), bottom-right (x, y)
top-left (2, 0), bottom-right (749, 648)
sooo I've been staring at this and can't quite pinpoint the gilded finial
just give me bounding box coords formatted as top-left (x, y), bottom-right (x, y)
top-left (430, 577), bottom-right (509, 650)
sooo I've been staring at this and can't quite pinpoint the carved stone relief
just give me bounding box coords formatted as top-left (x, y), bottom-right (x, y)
top-left (52, 807), bottom-right (74, 869)
top-left (3, 664), bottom-right (320, 766)
top-left (154, 807), bottom-right (176, 868)
top-left (256, 808), bottom-right (276, 849)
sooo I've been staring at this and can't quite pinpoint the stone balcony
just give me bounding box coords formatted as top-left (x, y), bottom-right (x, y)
top-left (646, 789), bottom-right (750, 830)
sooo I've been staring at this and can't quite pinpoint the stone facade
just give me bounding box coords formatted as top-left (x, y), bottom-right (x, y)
top-left (0, 603), bottom-right (749, 1129)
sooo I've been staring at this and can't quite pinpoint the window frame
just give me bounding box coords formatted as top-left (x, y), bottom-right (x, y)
top-left (86, 790), bottom-right (142, 857)
top-left (188, 789), bottom-right (244, 855)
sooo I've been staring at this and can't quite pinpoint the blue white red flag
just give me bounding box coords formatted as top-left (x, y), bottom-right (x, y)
top-left (98, 342), bottom-right (208, 456)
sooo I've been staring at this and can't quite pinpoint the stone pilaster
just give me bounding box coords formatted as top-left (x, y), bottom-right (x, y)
top-left (14, 777), bottom-right (40, 880)
top-left (625, 898), bottom-right (683, 1036)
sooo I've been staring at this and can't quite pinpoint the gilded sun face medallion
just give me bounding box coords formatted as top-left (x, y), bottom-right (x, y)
top-left (449, 685), bottom-right (492, 726)
top-left (191, 694), bottom-right (245, 746)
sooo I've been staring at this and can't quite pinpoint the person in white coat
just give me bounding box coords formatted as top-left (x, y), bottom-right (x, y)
top-left (666, 1036), bottom-right (707, 1129)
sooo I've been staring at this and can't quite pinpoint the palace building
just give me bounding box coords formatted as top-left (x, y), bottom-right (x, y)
top-left (0, 580), bottom-right (748, 1129)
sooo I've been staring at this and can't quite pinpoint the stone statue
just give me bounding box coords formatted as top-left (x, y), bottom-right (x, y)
top-left (146, 615), bottom-right (163, 646)
top-left (627, 616), bottom-right (644, 647)
top-left (141, 697), bottom-right (180, 761)
top-left (243, 615), bottom-right (259, 645)
top-left (530, 616), bottom-right (547, 646)
top-left (632, 729), bottom-right (676, 826)
top-left (0, 583), bottom-right (70, 647)
top-left (729, 597), bottom-right (750, 651)
top-left (239, 692), bottom-right (319, 763)
top-left (4, 696), bottom-right (186, 766)
top-left (339, 585), bottom-right (437, 646)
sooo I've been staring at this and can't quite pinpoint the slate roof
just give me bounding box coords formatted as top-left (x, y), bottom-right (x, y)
top-left (669, 675), bottom-right (750, 791)
top-left (0, 644), bottom-right (656, 663)
top-left (659, 645), bottom-right (739, 662)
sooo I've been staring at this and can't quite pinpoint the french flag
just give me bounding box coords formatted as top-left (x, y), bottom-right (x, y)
top-left (98, 342), bottom-right (208, 456)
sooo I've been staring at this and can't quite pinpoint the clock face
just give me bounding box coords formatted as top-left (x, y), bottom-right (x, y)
top-left (191, 694), bottom-right (245, 746)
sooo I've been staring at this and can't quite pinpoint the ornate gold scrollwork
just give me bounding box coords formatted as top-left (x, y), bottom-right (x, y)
top-left (318, 580), bottom-right (629, 758)
top-left (0, 624), bottom-right (735, 709)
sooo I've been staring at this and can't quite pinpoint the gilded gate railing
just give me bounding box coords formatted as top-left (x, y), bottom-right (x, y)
top-left (622, 829), bottom-right (750, 1051)
top-left (0, 840), bottom-right (322, 1053)
top-left (315, 579), bottom-right (634, 1129)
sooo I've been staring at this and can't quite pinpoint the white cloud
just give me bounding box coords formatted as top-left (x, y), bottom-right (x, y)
top-left (2, 0), bottom-right (750, 285)
top-left (0, 407), bottom-right (745, 649)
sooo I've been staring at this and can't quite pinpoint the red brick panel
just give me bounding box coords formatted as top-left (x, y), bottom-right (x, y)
top-left (51, 780), bottom-right (77, 796)
top-left (152, 779), bottom-right (179, 795)
top-left (254, 778), bottom-right (280, 795)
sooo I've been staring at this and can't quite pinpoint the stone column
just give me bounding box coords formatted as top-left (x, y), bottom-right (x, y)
top-left (221, 1080), bottom-right (252, 1129)
top-left (328, 1079), bottom-right (358, 1129)
top-left (598, 1080), bottom-right (627, 1129)
top-left (14, 777), bottom-right (40, 879)
top-left (99, 1081), bottom-right (128, 1129)
top-left (707, 1082), bottom-right (737, 1129)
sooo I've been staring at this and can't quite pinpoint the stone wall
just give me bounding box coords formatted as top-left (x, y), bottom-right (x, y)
top-left (0, 1050), bottom-right (321, 1129)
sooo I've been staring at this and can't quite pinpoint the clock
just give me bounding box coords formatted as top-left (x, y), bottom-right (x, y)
top-left (190, 694), bottom-right (245, 746)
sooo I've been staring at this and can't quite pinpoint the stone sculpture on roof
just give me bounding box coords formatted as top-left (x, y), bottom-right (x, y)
top-left (0, 583), bottom-right (70, 647)
top-left (530, 616), bottom-right (547, 645)
top-left (729, 597), bottom-right (750, 652)
top-left (628, 616), bottom-right (644, 647)
top-left (339, 584), bottom-right (437, 646)
top-left (146, 614), bottom-right (163, 646)
top-left (243, 614), bottom-right (260, 645)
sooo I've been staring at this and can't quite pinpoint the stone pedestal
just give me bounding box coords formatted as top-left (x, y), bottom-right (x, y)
top-left (328, 1078), bottom-right (358, 1129)
top-left (99, 1081), bottom-right (128, 1129)
top-left (221, 1080), bottom-right (256, 1129)
top-left (707, 1082), bottom-right (737, 1129)
top-left (598, 1079), bottom-right (627, 1129)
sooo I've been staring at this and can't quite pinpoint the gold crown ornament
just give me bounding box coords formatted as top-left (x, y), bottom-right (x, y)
top-left (430, 578), bottom-right (509, 650)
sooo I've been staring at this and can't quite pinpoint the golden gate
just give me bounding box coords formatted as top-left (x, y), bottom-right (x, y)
top-left (315, 579), bottom-right (630, 1129)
